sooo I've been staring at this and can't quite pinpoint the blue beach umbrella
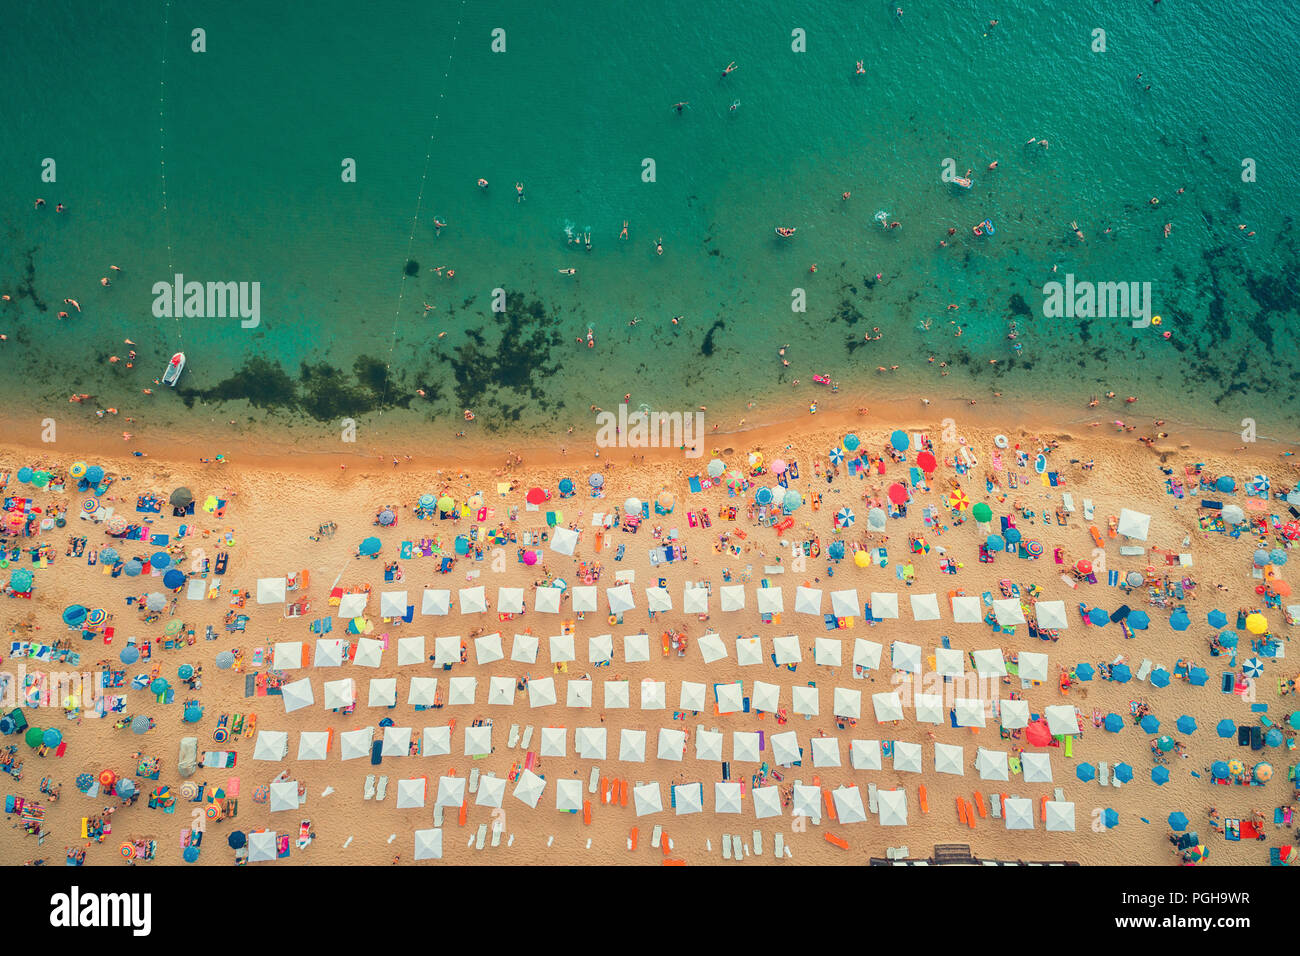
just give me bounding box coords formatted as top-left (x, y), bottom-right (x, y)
top-left (1151, 766), bottom-right (1170, 785)
top-left (1211, 761), bottom-right (1230, 780)
top-left (1188, 667), bottom-right (1209, 686)
top-left (889, 430), bottom-right (909, 451)
top-left (378, 509), bottom-right (396, 526)
top-left (183, 705), bottom-right (203, 723)
top-left (706, 460), bottom-right (726, 479)
top-left (130, 716), bottom-right (151, 735)
top-left (1110, 663), bottom-right (1131, 683)
top-left (1114, 763), bottom-right (1133, 783)
top-left (183, 846), bottom-right (200, 863)
top-left (163, 569), bottom-right (185, 590)
top-left (150, 551), bottom-right (170, 570)
top-left (835, 507), bottom-right (855, 528)
top-left (1269, 548), bottom-right (1287, 566)
top-left (124, 559), bottom-right (143, 577)
top-left (1088, 607), bottom-right (1108, 627)
top-left (1176, 715), bottom-right (1197, 734)
top-left (1004, 527), bottom-right (1022, 545)
top-left (1218, 632), bottom-right (1238, 648)
top-left (116, 778), bottom-right (136, 798)
top-left (1215, 475), bottom-right (1235, 493)
top-left (62, 605), bottom-right (88, 628)
top-left (99, 547), bottom-right (119, 566)
top-left (828, 447), bottom-right (844, 465)
top-left (1128, 610), bottom-right (1150, 630)
top-left (783, 490), bottom-right (802, 511)
top-left (755, 487), bottom-right (773, 506)
top-left (1266, 729), bottom-right (1283, 747)
top-left (1074, 662), bottom-right (1094, 681)
top-left (1168, 811), bottom-right (1189, 831)
top-left (558, 478), bottom-right (574, 495)
top-left (8, 568), bottom-right (33, 593)
top-left (215, 651), bottom-right (235, 670)
top-left (1216, 719), bottom-right (1236, 738)
top-left (1253, 549), bottom-right (1270, 567)
top-left (359, 536), bottom-right (382, 556)
top-left (1290, 712), bottom-right (1300, 731)
top-left (986, 534), bottom-right (1005, 551)
top-left (828, 540), bottom-right (845, 560)
top-left (177, 664), bottom-right (194, 680)
top-left (588, 473), bottom-right (603, 489)
top-left (843, 434), bottom-right (860, 452)
top-left (43, 728), bottom-right (62, 747)
top-left (1207, 609), bottom-right (1227, 628)
top-left (1169, 609), bottom-right (1190, 631)
top-left (16, 467), bottom-right (33, 483)
top-left (120, 646), bottom-right (140, 665)
top-left (85, 465), bottom-right (104, 484)
top-left (1076, 764), bottom-right (1096, 782)
top-left (1104, 713), bottom-right (1124, 733)
top-left (1104, 809), bottom-right (1119, 829)
top-left (228, 831), bottom-right (247, 849)
top-left (1140, 715), bottom-right (1160, 734)
top-left (150, 678), bottom-right (169, 695)
top-left (418, 494), bottom-right (435, 509)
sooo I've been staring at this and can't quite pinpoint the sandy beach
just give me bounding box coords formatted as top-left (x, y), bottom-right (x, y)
top-left (2, 413), bottom-right (1297, 868)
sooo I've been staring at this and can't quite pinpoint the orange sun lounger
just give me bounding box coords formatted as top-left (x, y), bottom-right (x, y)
top-left (583, 800), bottom-right (592, 825)
top-left (663, 858), bottom-right (685, 866)
top-left (600, 776), bottom-right (610, 803)
top-left (629, 826), bottom-right (638, 850)
top-left (918, 785), bottom-right (929, 813)
top-left (619, 780), bottom-right (628, 807)
top-left (661, 833), bottom-right (672, 856)
top-left (974, 792), bottom-right (988, 818)
top-left (822, 788), bottom-right (837, 820)
top-left (824, 832), bottom-right (849, 850)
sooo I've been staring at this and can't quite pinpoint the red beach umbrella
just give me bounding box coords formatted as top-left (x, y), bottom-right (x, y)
top-left (1075, 559), bottom-right (1093, 575)
top-left (1025, 720), bottom-right (1053, 747)
top-left (916, 451), bottom-right (937, 473)
top-left (526, 487), bottom-right (547, 505)
top-left (887, 483), bottom-right (908, 505)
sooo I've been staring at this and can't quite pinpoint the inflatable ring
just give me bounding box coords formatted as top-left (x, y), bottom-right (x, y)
top-left (205, 804), bottom-right (219, 819)
top-left (119, 842), bottom-right (135, 859)
top-left (608, 614), bottom-right (618, 625)
top-left (1152, 315), bottom-right (1162, 325)
top-left (0, 559), bottom-right (7, 570)
top-left (994, 434), bottom-right (1009, 449)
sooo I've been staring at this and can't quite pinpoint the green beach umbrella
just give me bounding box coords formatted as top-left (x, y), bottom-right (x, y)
top-left (437, 495), bottom-right (455, 512)
top-left (972, 502), bottom-right (993, 523)
top-left (25, 727), bottom-right (43, 748)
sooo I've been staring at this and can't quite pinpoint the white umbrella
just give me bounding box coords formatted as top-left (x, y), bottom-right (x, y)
top-left (413, 828), bottom-right (443, 861)
top-left (535, 587), bottom-right (562, 614)
top-left (934, 742), bottom-right (965, 775)
top-left (951, 595), bottom-right (983, 623)
top-left (715, 682), bottom-right (743, 714)
top-left (381, 726), bottom-right (411, 756)
top-left (575, 727), bottom-right (607, 760)
top-left (697, 632), bottom-right (727, 663)
top-left (772, 635), bottom-right (802, 665)
top-left (756, 587), bottom-right (783, 614)
top-left (510, 633), bottom-right (539, 663)
top-left (497, 587), bottom-right (525, 614)
top-left (832, 687), bottom-right (861, 720)
top-left (422, 725), bottom-right (451, 757)
top-left (713, 782), bottom-right (742, 814)
top-left (914, 693), bottom-right (944, 724)
top-left (1018, 652), bottom-right (1049, 682)
top-left (910, 593), bottom-right (941, 621)
top-left (257, 577), bottom-right (287, 605)
top-left (513, 769), bottom-right (546, 808)
top-left (397, 635), bottom-right (427, 667)
top-left (794, 586), bottom-right (823, 615)
top-left (269, 780), bottom-right (299, 813)
top-left (606, 584), bottom-right (635, 614)
top-left (488, 675), bottom-right (515, 706)
top-left (548, 633), bottom-right (576, 663)
top-left (791, 685), bottom-right (819, 716)
top-left (935, 647), bottom-right (964, 676)
top-left (367, 677), bottom-right (397, 708)
top-left (272, 641), bottom-right (304, 670)
top-left (380, 590), bottom-right (408, 618)
top-left (993, 599), bottom-right (1025, 626)
top-left (466, 633), bottom-right (501, 666)
top-left (550, 526), bottom-right (579, 555)
top-left (1004, 797), bottom-right (1035, 830)
top-left (447, 676), bottom-right (477, 706)
top-left (555, 779), bottom-right (583, 812)
top-left (657, 728), bottom-right (686, 761)
top-left (646, 587), bottom-right (672, 612)
top-left (850, 739), bottom-right (882, 771)
top-left (999, 698), bottom-right (1031, 729)
top-left (830, 589), bottom-right (860, 619)
top-left (619, 729), bottom-right (646, 762)
top-left (679, 681), bottom-right (706, 712)
top-left (252, 730), bottom-right (287, 761)
top-left (811, 736), bottom-right (841, 767)
top-left (893, 741), bottom-right (923, 774)
top-left (640, 679), bottom-right (666, 710)
top-left (337, 592), bottom-right (367, 618)
top-left (832, 785), bottom-right (867, 824)
top-left (682, 586), bottom-right (709, 614)
top-left (434, 636), bottom-right (462, 667)
top-left (870, 592), bottom-right (900, 619)
top-left (814, 638), bottom-right (842, 666)
top-left (475, 776), bottom-right (506, 808)
top-left (605, 681), bottom-right (630, 709)
top-left (955, 698), bottom-right (987, 727)
top-left (633, 782), bottom-right (663, 817)
top-left (313, 638), bottom-right (345, 667)
top-left (458, 586), bottom-right (487, 614)
top-left (1035, 600), bottom-right (1068, 630)
top-left (853, 639), bottom-right (883, 671)
top-left (280, 678), bottom-right (314, 714)
top-left (1045, 704), bottom-right (1081, 736)
top-left (972, 649), bottom-right (1007, 677)
top-left (421, 589), bottom-right (450, 615)
top-left (695, 729), bottom-right (723, 762)
top-left (1117, 507), bottom-right (1151, 540)
top-left (732, 732), bottom-right (762, 763)
top-left (570, 586), bottom-right (598, 612)
top-left (248, 830), bottom-right (278, 863)
top-left (752, 786), bottom-right (783, 820)
top-left (792, 783), bottom-right (821, 819)
top-left (566, 680), bottom-right (592, 708)
top-left (1044, 801), bottom-right (1076, 832)
top-left (751, 681), bottom-right (781, 714)
top-left (770, 731), bottom-right (801, 766)
top-left (877, 789), bottom-right (908, 827)
top-left (891, 641), bottom-right (922, 673)
top-left (338, 727), bottom-right (372, 761)
top-left (396, 778), bottom-right (427, 809)
top-left (872, 692), bottom-right (904, 722)
top-left (352, 637), bottom-right (383, 668)
top-left (735, 637), bottom-right (763, 666)
top-left (1022, 752), bottom-right (1053, 783)
top-left (623, 633), bottom-right (650, 663)
top-left (975, 747), bottom-right (1009, 780)
top-left (587, 633), bottom-right (613, 664)
top-left (297, 731), bottom-right (330, 761)
top-left (528, 677), bottom-right (557, 708)
top-left (540, 726), bottom-right (567, 757)
top-left (720, 585), bottom-right (746, 612)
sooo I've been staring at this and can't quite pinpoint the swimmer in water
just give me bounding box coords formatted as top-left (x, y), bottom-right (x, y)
top-left (729, 99), bottom-right (740, 112)
top-left (1071, 220), bottom-right (1086, 242)
top-left (558, 268), bottom-right (576, 275)
top-left (721, 61), bottom-right (738, 77)
top-left (515, 182), bottom-right (525, 202)
top-left (671, 102), bottom-right (689, 114)
top-left (1163, 222), bottom-right (1171, 238)
top-left (63, 299), bottom-right (81, 312)
top-left (434, 219), bottom-right (446, 236)
top-left (987, 160), bottom-right (998, 169)
top-left (619, 220), bottom-right (629, 240)
top-left (584, 232), bottom-right (592, 251)
top-left (101, 277), bottom-right (111, 287)
top-left (855, 61), bottom-right (865, 75)
top-left (34, 198), bottom-right (46, 208)
top-left (477, 178), bottom-right (489, 189)
top-left (655, 237), bottom-right (664, 256)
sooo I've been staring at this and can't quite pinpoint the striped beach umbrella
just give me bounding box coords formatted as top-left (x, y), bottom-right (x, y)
top-left (69, 462), bottom-right (87, 479)
top-left (828, 447), bottom-right (844, 465)
top-left (82, 498), bottom-right (100, 514)
top-left (947, 489), bottom-right (970, 510)
top-left (1242, 657), bottom-right (1264, 678)
top-left (835, 507), bottom-right (855, 528)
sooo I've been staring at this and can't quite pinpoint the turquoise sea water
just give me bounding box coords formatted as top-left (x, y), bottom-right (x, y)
top-left (2, 0), bottom-right (1298, 447)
